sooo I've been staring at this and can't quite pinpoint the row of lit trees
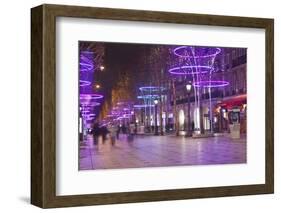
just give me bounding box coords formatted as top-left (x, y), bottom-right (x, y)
top-left (136, 45), bottom-right (182, 136)
top-left (95, 44), bottom-right (200, 136)
top-left (79, 42), bottom-right (105, 129)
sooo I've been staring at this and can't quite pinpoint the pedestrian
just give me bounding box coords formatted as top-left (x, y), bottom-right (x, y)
top-left (191, 121), bottom-right (195, 132)
top-left (127, 122), bottom-right (135, 142)
top-left (109, 125), bottom-right (117, 145)
top-left (100, 125), bottom-right (109, 144)
top-left (93, 122), bottom-right (100, 145)
top-left (121, 124), bottom-right (126, 134)
top-left (116, 125), bottom-right (121, 139)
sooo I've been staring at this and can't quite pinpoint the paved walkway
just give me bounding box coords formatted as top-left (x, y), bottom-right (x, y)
top-left (79, 134), bottom-right (246, 170)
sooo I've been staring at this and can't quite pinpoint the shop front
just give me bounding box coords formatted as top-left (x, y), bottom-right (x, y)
top-left (214, 94), bottom-right (247, 135)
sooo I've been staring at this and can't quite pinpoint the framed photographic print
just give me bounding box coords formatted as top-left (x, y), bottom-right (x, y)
top-left (31, 4), bottom-right (274, 208)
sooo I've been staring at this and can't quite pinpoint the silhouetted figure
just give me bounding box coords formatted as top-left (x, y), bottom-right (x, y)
top-left (191, 121), bottom-right (195, 132)
top-left (121, 124), bottom-right (126, 134)
top-left (109, 125), bottom-right (117, 145)
top-left (127, 123), bottom-right (135, 142)
top-left (134, 123), bottom-right (137, 134)
top-left (116, 125), bottom-right (121, 139)
top-left (93, 123), bottom-right (100, 145)
top-left (100, 126), bottom-right (109, 143)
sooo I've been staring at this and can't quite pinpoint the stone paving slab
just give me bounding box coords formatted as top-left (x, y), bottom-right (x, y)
top-left (79, 134), bottom-right (246, 170)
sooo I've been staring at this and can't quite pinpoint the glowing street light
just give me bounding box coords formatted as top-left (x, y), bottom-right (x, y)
top-left (186, 84), bottom-right (192, 92)
top-left (100, 65), bottom-right (105, 71)
top-left (95, 84), bottom-right (101, 89)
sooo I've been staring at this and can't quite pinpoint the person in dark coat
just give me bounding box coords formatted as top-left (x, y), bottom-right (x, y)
top-left (100, 126), bottom-right (109, 143)
top-left (116, 125), bottom-right (121, 139)
top-left (121, 124), bottom-right (126, 134)
top-left (92, 122), bottom-right (100, 145)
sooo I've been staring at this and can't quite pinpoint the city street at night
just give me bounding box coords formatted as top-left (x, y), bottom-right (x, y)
top-left (78, 42), bottom-right (248, 170)
top-left (79, 134), bottom-right (246, 170)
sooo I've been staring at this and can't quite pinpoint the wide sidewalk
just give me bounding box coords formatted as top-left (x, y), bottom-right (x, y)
top-left (79, 134), bottom-right (246, 170)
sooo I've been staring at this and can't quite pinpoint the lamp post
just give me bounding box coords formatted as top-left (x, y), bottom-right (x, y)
top-left (186, 83), bottom-right (192, 137)
top-left (154, 99), bottom-right (159, 135)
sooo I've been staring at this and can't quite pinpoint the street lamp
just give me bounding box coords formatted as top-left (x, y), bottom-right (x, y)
top-left (100, 65), bottom-right (105, 71)
top-left (95, 84), bottom-right (101, 89)
top-left (154, 99), bottom-right (159, 135)
top-left (186, 83), bottom-right (192, 137)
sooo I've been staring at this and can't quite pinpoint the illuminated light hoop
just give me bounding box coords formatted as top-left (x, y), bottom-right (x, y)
top-left (168, 65), bottom-right (213, 75)
top-left (85, 113), bottom-right (96, 118)
top-left (79, 62), bottom-right (94, 72)
top-left (117, 101), bottom-right (133, 106)
top-left (85, 117), bottom-right (96, 121)
top-left (113, 116), bottom-right (123, 121)
top-left (173, 46), bottom-right (221, 58)
top-left (110, 111), bottom-right (120, 116)
top-left (137, 95), bottom-right (159, 99)
top-left (80, 102), bottom-right (101, 107)
top-left (106, 114), bottom-right (117, 118)
top-left (84, 115), bottom-right (96, 121)
top-left (101, 122), bottom-right (111, 127)
top-left (79, 80), bottom-right (91, 87)
top-left (81, 106), bottom-right (92, 110)
top-left (80, 51), bottom-right (94, 72)
top-left (116, 102), bottom-right (124, 106)
top-left (85, 113), bottom-right (96, 117)
top-left (116, 114), bottom-right (130, 120)
top-left (80, 94), bottom-right (104, 100)
top-left (193, 80), bottom-right (229, 88)
top-left (139, 86), bottom-right (165, 92)
top-left (81, 51), bottom-right (94, 54)
top-left (116, 116), bottom-right (127, 120)
top-left (133, 104), bottom-right (155, 108)
top-left (81, 110), bottom-right (91, 114)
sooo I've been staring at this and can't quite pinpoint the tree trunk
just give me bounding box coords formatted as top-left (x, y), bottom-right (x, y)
top-left (199, 88), bottom-right (205, 134)
top-left (172, 79), bottom-right (179, 136)
top-left (159, 69), bottom-right (164, 135)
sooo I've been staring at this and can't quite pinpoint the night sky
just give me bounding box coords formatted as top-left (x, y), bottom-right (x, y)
top-left (95, 42), bottom-right (148, 103)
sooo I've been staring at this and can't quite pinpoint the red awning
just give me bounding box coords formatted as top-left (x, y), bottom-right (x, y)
top-left (216, 94), bottom-right (247, 109)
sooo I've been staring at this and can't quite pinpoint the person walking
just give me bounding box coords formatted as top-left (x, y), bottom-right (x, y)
top-left (100, 125), bottom-right (109, 144)
top-left (109, 125), bottom-right (117, 145)
top-left (93, 122), bottom-right (100, 145)
top-left (116, 125), bottom-right (120, 139)
top-left (127, 122), bottom-right (135, 142)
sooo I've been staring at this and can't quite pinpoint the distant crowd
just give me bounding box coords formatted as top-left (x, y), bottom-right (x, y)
top-left (91, 122), bottom-right (137, 145)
